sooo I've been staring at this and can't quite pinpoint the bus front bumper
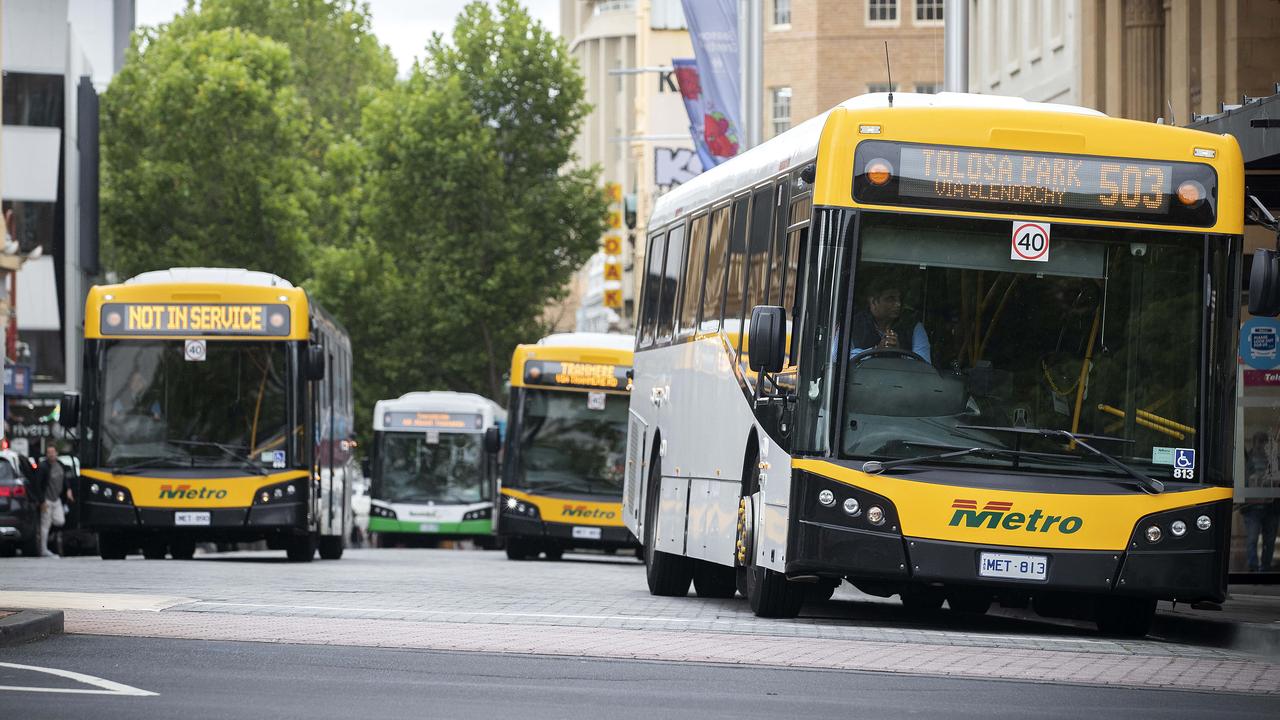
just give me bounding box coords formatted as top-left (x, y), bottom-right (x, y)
top-left (83, 500), bottom-right (306, 531)
top-left (500, 514), bottom-right (638, 550)
top-left (785, 471), bottom-right (1230, 604)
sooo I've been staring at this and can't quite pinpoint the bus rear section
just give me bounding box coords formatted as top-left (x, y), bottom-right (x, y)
top-left (369, 391), bottom-right (504, 548)
top-left (499, 333), bottom-right (637, 560)
top-left (64, 268), bottom-right (356, 562)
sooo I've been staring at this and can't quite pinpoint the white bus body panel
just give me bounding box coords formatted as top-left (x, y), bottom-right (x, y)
top-left (626, 335), bottom-right (792, 572)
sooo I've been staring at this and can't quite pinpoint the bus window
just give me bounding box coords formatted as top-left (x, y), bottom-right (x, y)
top-left (678, 213), bottom-right (710, 338)
top-left (767, 178), bottom-right (791, 305)
top-left (741, 186), bottom-right (774, 354)
top-left (721, 196), bottom-right (751, 347)
top-left (700, 207), bottom-right (731, 333)
top-left (638, 230), bottom-right (666, 348)
top-left (785, 193), bottom-right (812, 363)
top-left (656, 222), bottom-right (686, 343)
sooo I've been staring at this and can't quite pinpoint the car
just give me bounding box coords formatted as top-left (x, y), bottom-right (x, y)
top-left (0, 449), bottom-right (40, 557)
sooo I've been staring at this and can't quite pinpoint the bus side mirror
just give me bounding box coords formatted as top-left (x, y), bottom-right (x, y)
top-left (59, 392), bottom-right (80, 429)
top-left (1250, 247), bottom-right (1280, 317)
top-left (306, 345), bottom-right (326, 381)
top-left (748, 305), bottom-right (786, 374)
top-left (484, 427), bottom-right (501, 455)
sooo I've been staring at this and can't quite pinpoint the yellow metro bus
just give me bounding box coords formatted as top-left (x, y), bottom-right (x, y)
top-left (624, 93), bottom-right (1242, 636)
top-left (499, 332), bottom-right (637, 560)
top-left (59, 268), bottom-right (356, 562)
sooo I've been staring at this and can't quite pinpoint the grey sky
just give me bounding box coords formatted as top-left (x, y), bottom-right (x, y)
top-left (135, 0), bottom-right (562, 74)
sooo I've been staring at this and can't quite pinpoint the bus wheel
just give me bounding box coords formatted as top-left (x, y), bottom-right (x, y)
top-left (169, 537), bottom-right (196, 560)
top-left (900, 587), bottom-right (945, 611)
top-left (738, 479), bottom-right (804, 617)
top-left (318, 535), bottom-right (344, 560)
top-left (643, 447), bottom-right (692, 597)
top-left (97, 532), bottom-right (129, 560)
top-left (806, 578), bottom-right (840, 603)
top-left (692, 561), bottom-right (737, 598)
top-left (543, 548), bottom-right (564, 561)
top-left (947, 589), bottom-right (992, 615)
top-left (1095, 597), bottom-right (1156, 637)
top-left (286, 533), bottom-right (316, 562)
top-left (141, 538), bottom-right (168, 560)
top-left (505, 540), bottom-right (530, 560)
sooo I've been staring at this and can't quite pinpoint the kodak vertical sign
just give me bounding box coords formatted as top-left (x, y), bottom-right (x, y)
top-left (602, 182), bottom-right (624, 309)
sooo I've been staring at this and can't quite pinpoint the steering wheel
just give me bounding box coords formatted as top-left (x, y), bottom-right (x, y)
top-left (850, 348), bottom-right (929, 366)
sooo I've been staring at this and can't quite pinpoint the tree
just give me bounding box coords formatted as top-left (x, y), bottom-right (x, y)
top-left (101, 28), bottom-right (319, 279)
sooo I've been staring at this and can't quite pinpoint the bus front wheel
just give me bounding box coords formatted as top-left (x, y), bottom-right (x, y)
top-left (643, 446), bottom-right (693, 597)
top-left (738, 456), bottom-right (805, 618)
top-left (286, 533), bottom-right (316, 562)
top-left (169, 537), bottom-right (196, 560)
top-left (97, 532), bottom-right (129, 560)
top-left (318, 535), bottom-right (344, 560)
top-left (505, 539), bottom-right (530, 560)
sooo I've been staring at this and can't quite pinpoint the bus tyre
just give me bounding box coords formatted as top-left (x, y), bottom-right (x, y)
top-left (543, 547), bottom-right (563, 561)
top-left (286, 533), bottom-right (316, 562)
top-left (806, 579), bottom-right (840, 603)
top-left (141, 538), bottom-right (168, 560)
top-left (318, 535), bottom-right (344, 560)
top-left (738, 493), bottom-right (805, 618)
top-left (947, 589), bottom-right (992, 615)
top-left (97, 532), bottom-right (129, 560)
top-left (169, 537), bottom-right (196, 560)
top-left (900, 587), bottom-right (945, 611)
top-left (692, 561), bottom-right (738, 598)
top-left (643, 448), bottom-right (693, 597)
top-left (1095, 597), bottom-right (1156, 637)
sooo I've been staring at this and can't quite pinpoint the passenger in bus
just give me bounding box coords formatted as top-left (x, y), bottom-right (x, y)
top-left (848, 276), bottom-right (931, 363)
top-left (110, 370), bottom-right (162, 421)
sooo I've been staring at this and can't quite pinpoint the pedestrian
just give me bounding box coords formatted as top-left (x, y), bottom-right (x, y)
top-left (33, 444), bottom-right (73, 557)
top-left (1240, 431), bottom-right (1280, 572)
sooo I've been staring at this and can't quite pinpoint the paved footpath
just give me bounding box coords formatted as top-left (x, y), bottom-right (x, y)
top-left (1, 548), bottom-right (1277, 697)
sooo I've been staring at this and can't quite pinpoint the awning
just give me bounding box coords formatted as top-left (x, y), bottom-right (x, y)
top-left (15, 255), bottom-right (60, 331)
top-left (1, 126), bottom-right (62, 203)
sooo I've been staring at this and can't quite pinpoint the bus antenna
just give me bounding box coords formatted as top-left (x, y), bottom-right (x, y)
top-left (884, 42), bottom-right (894, 107)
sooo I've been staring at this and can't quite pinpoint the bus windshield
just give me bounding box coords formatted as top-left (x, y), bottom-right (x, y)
top-left (514, 389), bottom-right (627, 496)
top-left (99, 340), bottom-right (291, 470)
top-left (377, 431), bottom-right (485, 504)
top-left (838, 212), bottom-right (1212, 483)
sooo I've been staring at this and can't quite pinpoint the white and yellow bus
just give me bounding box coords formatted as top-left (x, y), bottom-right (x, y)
top-left (499, 333), bottom-right (637, 560)
top-left (60, 268), bottom-right (355, 562)
top-left (369, 391), bottom-right (505, 547)
top-left (624, 93), bottom-right (1243, 636)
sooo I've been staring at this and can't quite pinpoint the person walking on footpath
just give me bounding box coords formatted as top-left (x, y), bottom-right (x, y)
top-left (1241, 431), bottom-right (1280, 572)
top-left (34, 444), bottom-right (72, 557)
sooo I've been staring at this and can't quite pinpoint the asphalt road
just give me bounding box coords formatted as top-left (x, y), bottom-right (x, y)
top-left (2, 634), bottom-right (1277, 720)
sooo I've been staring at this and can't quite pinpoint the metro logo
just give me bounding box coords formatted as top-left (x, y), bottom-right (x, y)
top-left (948, 498), bottom-right (1083, 534)
top-left (158, 484), bottom-right (229, 501)
top-left (561, 505), bottom-right (617, 520)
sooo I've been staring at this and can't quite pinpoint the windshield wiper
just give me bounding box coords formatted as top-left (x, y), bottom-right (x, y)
top-left (112, 456), bottom-right (189, 474)
top-left (168, 440), bottom-right (267, 475)
top-left (862, 447), bottom-right (993, 474)
top-left (957, 425), bottom-right (1163, 494)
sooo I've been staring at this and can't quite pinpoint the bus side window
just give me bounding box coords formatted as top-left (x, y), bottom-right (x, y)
top-left (638, 230), bottom-right (666, 348)
top-left (785, 192), bottom-right (812, 364)
top-left (741, 185), bottom-right (774, 354)
top-left (721, 195), bottom-right (751, 351)
top-left (767, 177), bottom-right (792, 305)
top-left (678, 213), bottom-right (710, 339)
top-left (700, 206), bottom-right (731, 334)
top-left (656, 222), bottom-right (686, 344)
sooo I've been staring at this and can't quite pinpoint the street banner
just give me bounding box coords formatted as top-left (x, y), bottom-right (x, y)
top-left (677, 0), bottom-right (742, 166)
top-left (671, 59), bottom-right (715, 171)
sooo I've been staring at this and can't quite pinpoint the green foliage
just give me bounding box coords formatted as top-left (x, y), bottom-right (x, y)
top-left (101, 27), bottom-right (319, 279)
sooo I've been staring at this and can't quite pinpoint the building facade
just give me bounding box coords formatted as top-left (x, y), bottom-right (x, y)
top-left (763, 0), bottom-right (945, 140)
top-left (2, 0), bottom-right (133, 456)
top-left (557, 0), bottom-right (698, 333)
top-left (968, 0), bottom-right (1078, 104)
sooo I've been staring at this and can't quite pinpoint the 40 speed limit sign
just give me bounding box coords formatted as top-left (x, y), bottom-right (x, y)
top-left (1011, 221), bottom-right (1050, 262)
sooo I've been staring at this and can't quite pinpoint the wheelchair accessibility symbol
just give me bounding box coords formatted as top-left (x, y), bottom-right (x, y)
top-left (1173, 448), bottom-right (1196, 479)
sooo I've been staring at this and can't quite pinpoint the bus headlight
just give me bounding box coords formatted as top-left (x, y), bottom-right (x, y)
top-left (463, 507), bottom-right (492, 521)
top-left (866, 506), bottom-right (885, 526)
top-left (817, 489), bottom-right (835, 507)
top-left (1170, 519), bottom-right (1187, 537)
top-left (1145, 525), bottom-right (1162, 543)
top-left (842, 498), bottom-right (861, 516)
top-left (1196, 515), bottom-right (1211, 531)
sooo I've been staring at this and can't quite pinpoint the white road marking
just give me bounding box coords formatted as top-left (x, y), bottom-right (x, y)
top-left (190, 601), bottom-right (1116, 645)
top-left (0, 662), bottom-right (157, 697)
top-left (0, 591), bottom-right (194, 612)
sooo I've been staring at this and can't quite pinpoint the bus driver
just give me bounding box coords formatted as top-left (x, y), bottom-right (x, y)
top-left (849, 276), bottom-right (931, 363)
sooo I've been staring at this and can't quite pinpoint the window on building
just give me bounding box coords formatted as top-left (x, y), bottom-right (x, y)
top-left (915, 83), bottom-right (942, 94)
top-left (594, 0), bottom-right (635, 14)
top-left (915, 0), bottom-right (943, 22)
top-left (771, 87), bottom-right (792, 136)
top-left (773, 0), bottom-right (791, 25)
top-left (867, 0), bottom-right (897, 23)
top-left (867, 82), bottom-right (896, 93)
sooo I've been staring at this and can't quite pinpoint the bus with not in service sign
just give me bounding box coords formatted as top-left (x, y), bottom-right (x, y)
top-left (60, 268), bottom-right (356, 562)
top-left (624, 93), bottom-right (1242, 636)
top-left (369, 392), bottom-right (505, 547)
top-left (499, 333), bottom-right (637, 560)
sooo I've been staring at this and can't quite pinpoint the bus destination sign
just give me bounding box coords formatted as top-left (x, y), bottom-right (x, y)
top-left (384, 411), bottom-right (484, 431)
top-left (524, 360), bottom-right (630, 391)
top-left (100, 303), bottom-right (291, 336)
top-left (854, 140), bottom-right (1216, 226)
